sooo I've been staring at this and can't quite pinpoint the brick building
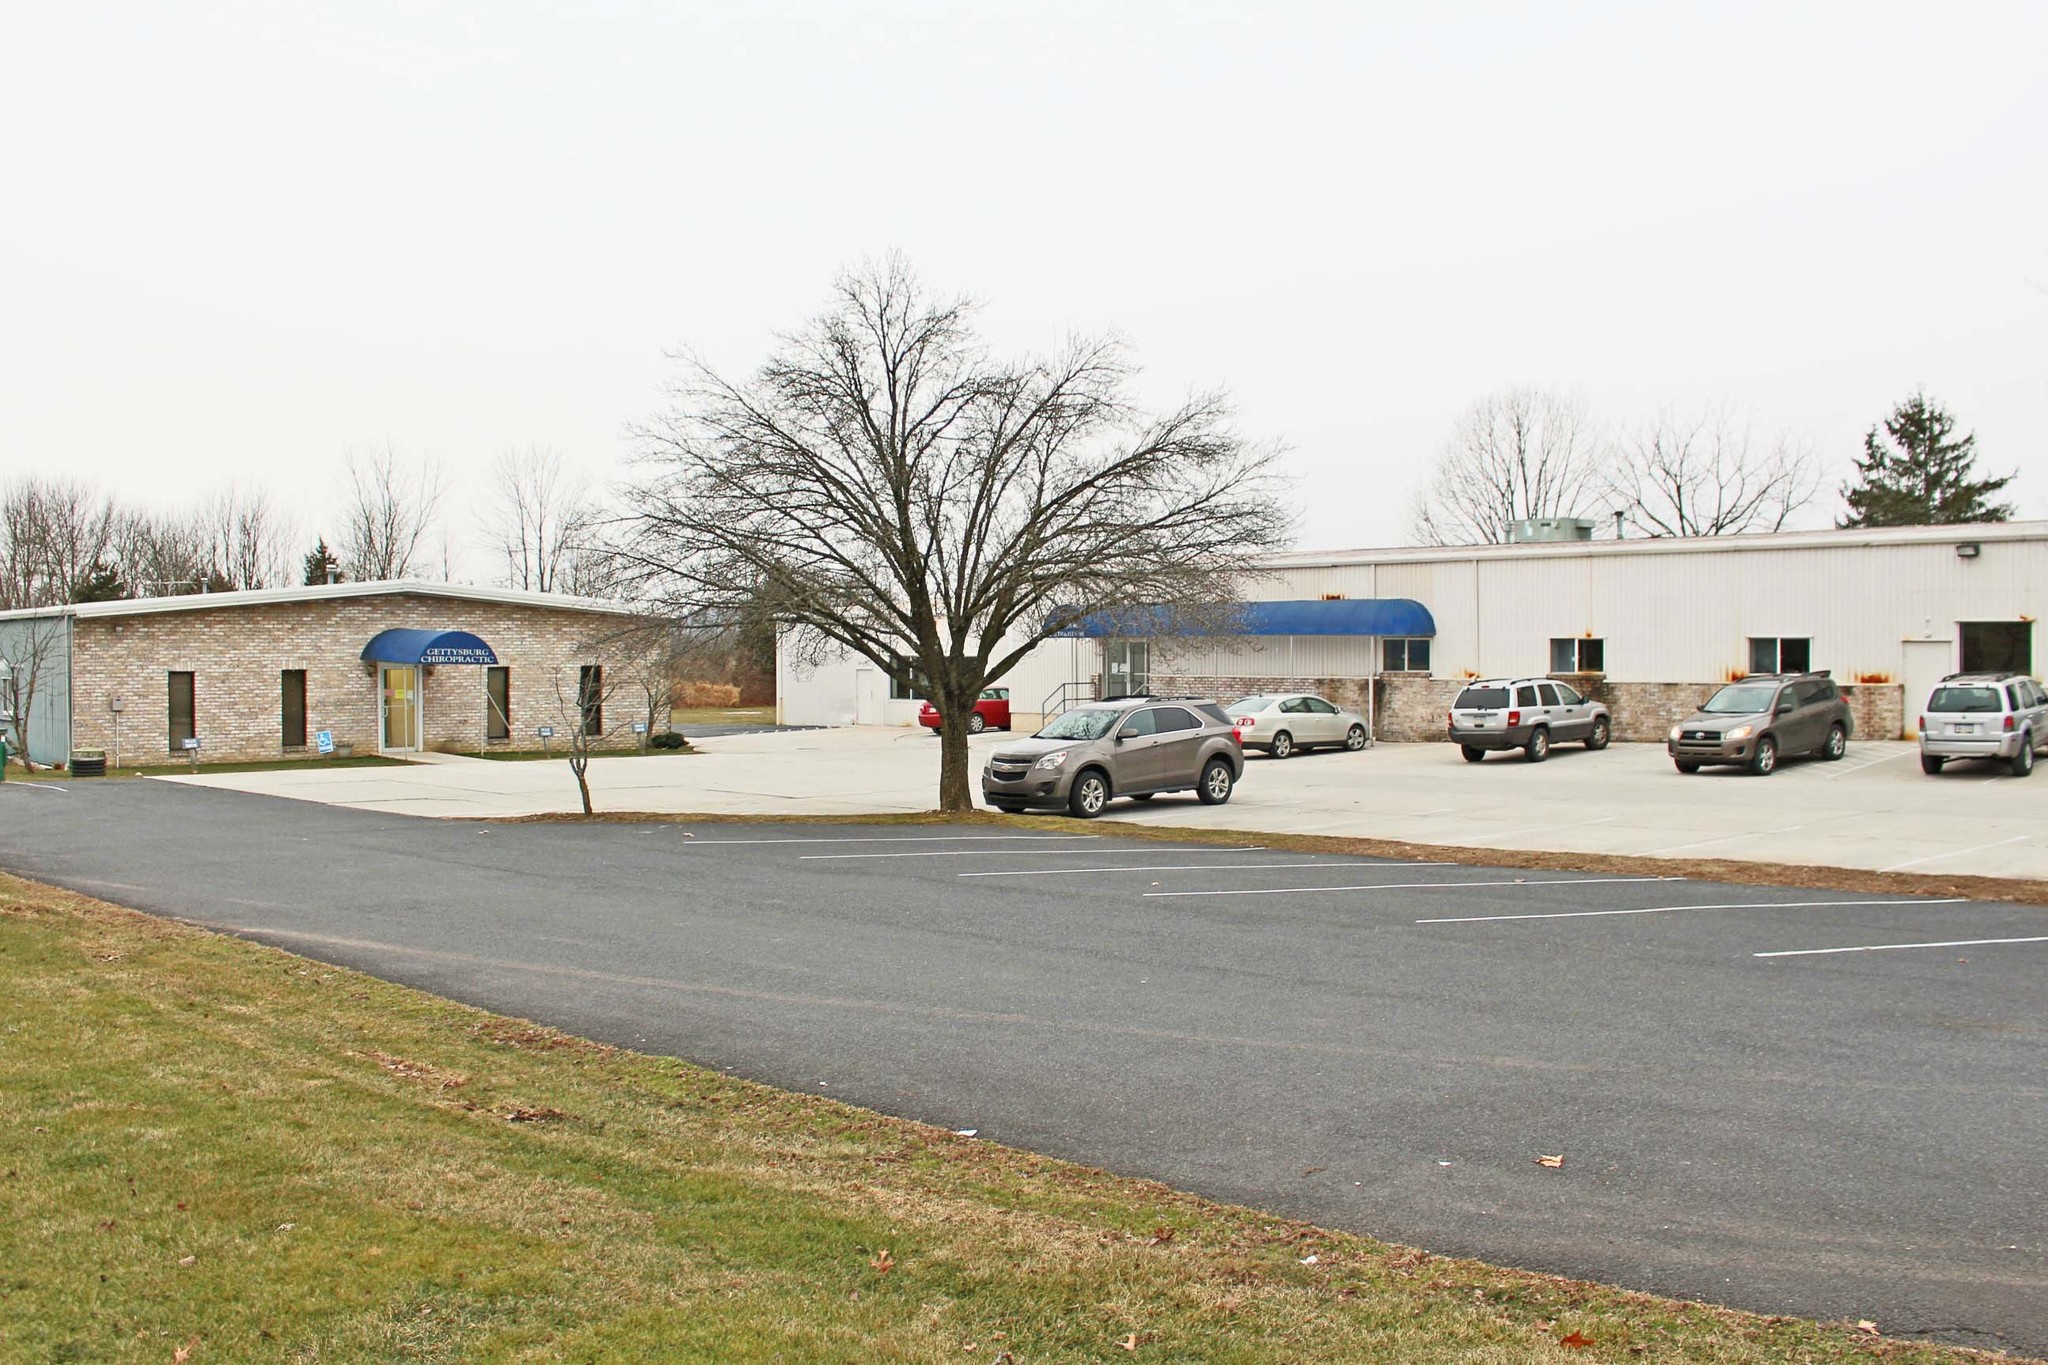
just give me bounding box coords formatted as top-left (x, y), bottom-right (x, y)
top-left (0, 582), bottom-right (644, 767)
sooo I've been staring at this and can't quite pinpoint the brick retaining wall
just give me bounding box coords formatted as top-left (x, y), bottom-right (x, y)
top-left (1146, 671), bottom-right (1905, 743)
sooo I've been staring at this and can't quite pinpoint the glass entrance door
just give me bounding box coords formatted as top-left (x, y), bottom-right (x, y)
top-left (1104, 640), bottom-right (1149, 698)
top-left (381, 665), bottom-right (420, 751)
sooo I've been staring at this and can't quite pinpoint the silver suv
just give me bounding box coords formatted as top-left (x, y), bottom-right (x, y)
top-left (1919, 672), bottom-right (2048, 777)
top-left (1447, 677), bottom-right (1611, 763)
top-left (982, 696), bottom-right (1244, 818)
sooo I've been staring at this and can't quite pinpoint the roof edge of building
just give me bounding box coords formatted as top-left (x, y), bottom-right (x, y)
top-left (0, 579), bottom-right (644, 624)
top-left (1259, 519), bottom-right (2048, 570)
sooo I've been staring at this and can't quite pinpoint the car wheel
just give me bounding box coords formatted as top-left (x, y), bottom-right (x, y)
top-left (1822, 724), bottom-right (1846, 760)
top-left (1196, 757), bottom-right (1235, 805)
top-left (1524, 728), bottom-right (1549, 763)
top-left (1129, 793), bottom-right (1156, 802)
top-left (1919, 754), bottom-right (1944, 776)
top-left (1067, 769), bottom-right (1111, 818)
top-left (967, 712), bottom-right (986, 735)
top-left (1460, 744), bottom-right (1485, 763)
top-left (1270, 730), bottom-right (1294, 759)
top-left (1585, 716), bottom-right (1611, 751)
top-left (1344, 724), bottom-right (1368, 751)
top-left (1674, 759), bottom-right (1700, 774)
top-left (993, 802), bottom-right (1026, 814)
top-left (2012, 737), bottom-right (2035, 777)
top-left (1748, 736), bottom-right (1778, 775)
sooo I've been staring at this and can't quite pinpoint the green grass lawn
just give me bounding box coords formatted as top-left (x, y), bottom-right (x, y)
top-left (0, 873), bottom-right (2020, 1364)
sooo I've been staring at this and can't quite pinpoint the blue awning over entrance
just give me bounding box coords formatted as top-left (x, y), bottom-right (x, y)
top-left (360, 628), bottom-right (500, 665)
top-left (1054, 598), bottom-right (1435, 638)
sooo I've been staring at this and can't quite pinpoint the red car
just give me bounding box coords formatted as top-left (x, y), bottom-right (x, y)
top-left (918, 688), bottom-right (1012, 734)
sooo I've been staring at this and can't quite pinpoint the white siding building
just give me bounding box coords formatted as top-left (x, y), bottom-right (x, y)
top-left (778, 521), bottom-right (2048, 741)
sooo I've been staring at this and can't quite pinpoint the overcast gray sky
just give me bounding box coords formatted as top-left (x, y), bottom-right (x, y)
top-left (5, 1), bottom-right (2044, 576)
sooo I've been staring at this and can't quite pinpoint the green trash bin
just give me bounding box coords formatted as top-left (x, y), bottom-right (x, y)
top-left (1, 732), bottom-right (9, 781)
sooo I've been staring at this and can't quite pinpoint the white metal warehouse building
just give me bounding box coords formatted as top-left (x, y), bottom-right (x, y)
top-left (777, 520), bottom-right (2048, 742)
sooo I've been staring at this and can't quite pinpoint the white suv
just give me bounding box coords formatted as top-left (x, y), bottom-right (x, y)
top-left (1919, 672), bottom-right (2048, 777)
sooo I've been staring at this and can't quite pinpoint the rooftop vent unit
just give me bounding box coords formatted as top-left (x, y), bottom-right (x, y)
top-left (1508, 517), bottom-right (1597, 544)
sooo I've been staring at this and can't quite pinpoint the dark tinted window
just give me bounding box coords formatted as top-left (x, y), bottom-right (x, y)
top-left (1779, 638), bottom-right (1811, 672)
top-left (1536, 683), bottom-right (1562, 706)
top-left (1151, 706), bottom-right (1200, 733)
top-left (168, 672), bottom-right (195, 751)
top-left (1928, 686), bottom-right (2001, 713)
top-left (1194, 702), bottom-right (1232, 726)
top-left (2008, 685), bottom-right (2026, 712)
top-left (281, 670), bottom-right (307, 748)
top-left (1455, 687), bottom-right (1508, 708)
top-left (578, 664), bottom-right (603, 736)
top-left (1515, 684), bottom-right (1539, 707)
top-left (1794, 680), bottom-right (1827, 706)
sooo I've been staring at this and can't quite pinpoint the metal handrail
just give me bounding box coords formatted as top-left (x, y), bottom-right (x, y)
top-left (1039, 679), bottom-right (1098, 720)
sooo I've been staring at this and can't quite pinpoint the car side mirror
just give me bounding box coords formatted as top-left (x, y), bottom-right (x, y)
top-left (1776, 700), bottom-right (1795, 716)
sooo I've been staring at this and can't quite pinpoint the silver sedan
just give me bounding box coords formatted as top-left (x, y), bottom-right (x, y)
top-left (1227, 693), bottom-right (1370, 758)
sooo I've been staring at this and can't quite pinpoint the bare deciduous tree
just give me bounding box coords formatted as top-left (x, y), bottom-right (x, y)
top-left (339, 445), bottom-right (446, 581)
top-left (1608, 406), bottom-right (1820, 537)
top-left (200, 486), bottom-right (295, 590)
top-left (113, 511), bottom-right (211, 597)
top-left (0, 478), bottom-right (119, 607)
top-left (483, 447), bottom-right (605, 593)
top-left (1411, 390), bottom-right (1607, 546)
top-left (620, 257), bottom-right (1286, 811)
top-left (546, 621), bottom-right (672, 814)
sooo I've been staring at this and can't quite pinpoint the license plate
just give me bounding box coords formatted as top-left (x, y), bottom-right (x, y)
top-left (1955, 723), bottom-right (1977, 734)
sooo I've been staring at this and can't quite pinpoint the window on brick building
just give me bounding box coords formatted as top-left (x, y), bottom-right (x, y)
top-left (1748, 636), bottom-right (1810, 674)
top-left (168, 672), bottom-right (195, 752)
top-left (1549, 637), bottom-right (1605, 673)
top-left (1381, 637), bottom-right (1431, 673)
top-left (487, 667), bottom-right (511, 740)
top-left (578, 664), bottom-right (603, 736)
top-left (281, 670), bottom-right (307, 748)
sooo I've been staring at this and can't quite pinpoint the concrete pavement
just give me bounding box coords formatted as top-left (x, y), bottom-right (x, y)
top-left (157, 726), bottom-right (2048, 879)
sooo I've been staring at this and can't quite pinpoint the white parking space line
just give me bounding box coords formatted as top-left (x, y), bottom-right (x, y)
top-left (959, 860), bottom-right (1445, 879)
top-left (805, 845), bottom-right (1264, 861)
top-left (1820, 748), bottom-right (1915, 778)
top-left (1756, 935), bottom-right (2048, 959)
top-left (1417, 897), bottom-right (1968, 925)
top-left (1, 782), bottom-right (68, 794)
top-left (681, 834), bottom-right (1102, 846)
top-left (1145, 875), bottom-right (1679, 900)
top-left (1879, 835), bottom-right (2029, 873)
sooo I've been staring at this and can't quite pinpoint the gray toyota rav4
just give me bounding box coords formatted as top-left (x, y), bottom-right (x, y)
top-left (982, 696), bottom-right (1244, 818)
top-left (1668, 672), bottom-right (1852, 775)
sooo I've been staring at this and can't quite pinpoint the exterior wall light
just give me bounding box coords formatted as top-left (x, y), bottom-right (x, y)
top-left (1956, 543), bottom-right (1981, 559)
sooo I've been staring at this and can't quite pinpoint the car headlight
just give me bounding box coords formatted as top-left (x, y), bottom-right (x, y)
top-left (1033, 750), bottom-right (1070, 770)
top-left (1668, 725), bottom-right (1683, 741)
top-left (1724, 724), bottom-right (1753, 741)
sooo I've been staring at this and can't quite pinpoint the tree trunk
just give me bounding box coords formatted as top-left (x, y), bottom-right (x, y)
top-left (569, 751), bottom-right (594, 815)
top-left (934, 679), bottom-right (982, 812)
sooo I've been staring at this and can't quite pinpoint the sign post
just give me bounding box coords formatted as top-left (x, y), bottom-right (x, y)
top-left (181, 736), bottom-right (201, 770)
top-left (631, 719), bottom-right (649, 752)
top-left (537, 724), bottom-right (554, 757)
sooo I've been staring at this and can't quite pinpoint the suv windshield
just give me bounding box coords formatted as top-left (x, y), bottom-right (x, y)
top-left (1928, 686), bottom-right (2002, 713)
top-left (1230, 696), bottom-right (1280, 712)
top-left (1454, 686), bottom-right (1509, 708)
top-left (1036, 708), bottom-right (1121, 741)
top-left (1702, 684), bottom-right (1779, 714)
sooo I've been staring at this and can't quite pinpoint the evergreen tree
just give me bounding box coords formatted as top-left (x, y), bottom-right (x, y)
top-left (69, 561), bottom-right (131, 603)
top-left (302, 537), bottom-right (344, 586)
top-left (1839, 393), bottom-right (2015, 527)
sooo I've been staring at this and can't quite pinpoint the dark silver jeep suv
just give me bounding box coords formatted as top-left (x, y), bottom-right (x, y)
top-left (982, 696), bottom-right (1244, 818)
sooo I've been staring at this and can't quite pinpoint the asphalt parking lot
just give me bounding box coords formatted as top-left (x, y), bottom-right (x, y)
top-left (160, 725), bottom-right (2048, 880)
top-left (2, 781), bottom-right (2042, 1354)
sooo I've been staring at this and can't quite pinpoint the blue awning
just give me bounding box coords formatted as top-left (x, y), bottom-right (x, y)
top-left (360, 628), bottom-right (500, 665)
top-left (1055, 598), bottom-right (1435, 638)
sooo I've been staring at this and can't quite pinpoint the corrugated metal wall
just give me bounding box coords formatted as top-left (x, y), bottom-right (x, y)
top-left (0, 614), bottom-right (73, 765)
